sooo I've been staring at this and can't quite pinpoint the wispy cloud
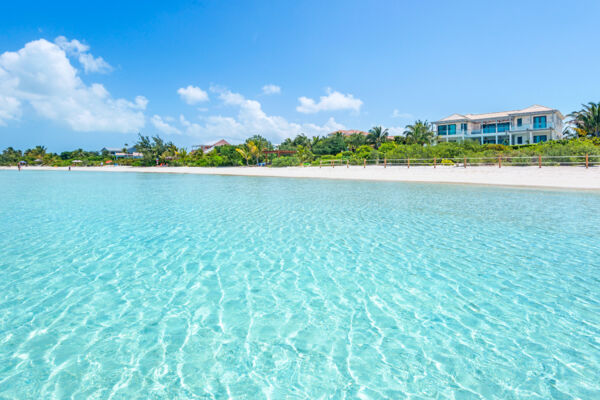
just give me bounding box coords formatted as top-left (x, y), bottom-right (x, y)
top-left (262, 84), bottom-right (281, 95)
top-left (54, 36), bottom-right (112, 74)
top-left (391, 109), bottom-right (413, 119)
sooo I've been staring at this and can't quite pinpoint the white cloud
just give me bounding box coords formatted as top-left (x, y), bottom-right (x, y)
top-left (151, 115), bottom-right (181, 135)
top-left (177, 88), bottom-right (345, 143)
top-left (54, 36), bottom-right (112, 74)
top-left (391, 109), bottom-right (413, 119)
top-left (0, 38), bottom-right (145, 132)
top-left (262, 84), bottom-right (281, 95)
top-left (177, 85), bottom-right (209, 104)
top-left (0, 95), bottom-right (20, 126)
top-left (296, 88), bottom-right (362, 114)
top-left (387, 126), bottom-right (407, 136)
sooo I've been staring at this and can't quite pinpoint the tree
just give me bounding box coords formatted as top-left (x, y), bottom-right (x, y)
top-left (366, 126), bottom-right (389, 149)
top-left (247, 141), bottom-right (261, 164)
top-left (1, 147), bottom-right (23, 164)
top-left (567, 102), bottom-right (600, 137)
top-left (345, 133), bottom-right (366, 151)
top-left (245, 135), bottom-right (272, 163)
top-left (404, 120), bottom-right (437, 145)
top-left (135, 134), bottom-right (175, 165)
top-left (25, 145), bottom-right (47, 159)
top-left (312, 133), bottom-right (346, 155)
top-left (296, 145), bottom-right (313, 163)
top-left (235, 146), bottom-right (252, 166)
top-left (311, 136), bottom-right (321, 150)
top-left (292, 134), bottom-right (310, 148)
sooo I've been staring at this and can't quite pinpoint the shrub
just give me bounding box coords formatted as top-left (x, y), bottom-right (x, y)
top-left (271, 156), bottom-right (300, 167)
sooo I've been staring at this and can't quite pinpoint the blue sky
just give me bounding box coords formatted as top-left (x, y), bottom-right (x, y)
top-left (0, 0), bottom-right (599, 151)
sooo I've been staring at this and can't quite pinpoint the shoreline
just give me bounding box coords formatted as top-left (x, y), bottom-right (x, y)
top-left (2, 165), bottom-right (600, 190)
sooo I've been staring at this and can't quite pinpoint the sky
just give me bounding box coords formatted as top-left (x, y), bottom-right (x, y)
top-left (0, 0), bottom-right (599, 151)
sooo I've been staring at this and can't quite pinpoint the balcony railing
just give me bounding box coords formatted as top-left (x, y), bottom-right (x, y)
top-left (439, 122), bottom-right (555, 136)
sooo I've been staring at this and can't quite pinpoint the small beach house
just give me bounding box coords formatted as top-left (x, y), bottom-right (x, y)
top-left (101, 146), bottom-right (143, 159)
top-left (433, 105), bottom-right (564, 145)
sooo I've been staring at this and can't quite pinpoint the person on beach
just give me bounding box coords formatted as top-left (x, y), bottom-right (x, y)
top-left (68, 166), bottom-right (71, 171)
top-left (17, 163), bottom-right (21, 171)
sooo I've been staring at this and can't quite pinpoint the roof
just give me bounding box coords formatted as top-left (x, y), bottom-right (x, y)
top-left (210, 139), bottom-right (230, 147)
top-left (435, 105), bottom-right (564, 124)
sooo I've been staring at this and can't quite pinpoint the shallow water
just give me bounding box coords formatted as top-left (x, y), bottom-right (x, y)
top-left (1, 170), bottom-right (599, 399)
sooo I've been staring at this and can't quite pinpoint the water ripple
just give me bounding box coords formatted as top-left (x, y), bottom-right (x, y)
top-left (0, 171), bottom-right (599, 398)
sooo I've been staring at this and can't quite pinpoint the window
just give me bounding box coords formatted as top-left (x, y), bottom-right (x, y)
top-left (461, 123), bottom-right (468, 132)
top-left (438, 124), bottom-right (456, 135)
top-left (517, 136), bottom-right (523, 144)
top-left (517, 118), bottom-right (522, 127)
top-left (533, 135), bottom-right (547, 143)
top-left (533, 116), bottom-right (547, 129)
top-left (483, 124), bottom-right (496, 133)
top-left (497, 122), bottom-right (510, 132)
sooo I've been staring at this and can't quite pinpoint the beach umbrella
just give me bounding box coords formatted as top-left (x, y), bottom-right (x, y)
top-left (105, 160), bottom-right (112, 164)
top-left (72, 160), bottom-right (82, 163)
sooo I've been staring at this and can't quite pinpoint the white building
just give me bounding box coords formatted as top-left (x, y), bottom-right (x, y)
top-left (433, 105), bottom-right (564, 145)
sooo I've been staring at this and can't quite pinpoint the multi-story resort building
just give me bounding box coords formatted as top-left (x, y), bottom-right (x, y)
top-left (433, 105), bottom-right (564, 145)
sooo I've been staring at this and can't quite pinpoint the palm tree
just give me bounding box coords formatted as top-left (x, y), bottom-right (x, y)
top-left (567, 102), bottom-right (600, 137)
top-left (310, 136), bottom-right (321, 150)
top-left (366, 126), bottom-right (389, 149)
top-left (296, 145), bottom-right (313, 163)
top-left (404, 120), bottom-right (436, 145)
top-left (235, 146), bottom-right (252, 166)
top-left (247, 141), bottom-right (261, 164)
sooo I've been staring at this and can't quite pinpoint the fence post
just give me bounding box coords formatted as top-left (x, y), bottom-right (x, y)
top-left (384, 157), bottom-right (387, 168)
top-left (408, 158), bottom-right (410, 169)
top-left (363, 159), bottom-right (366, 168)
top-left (498, 155), bottom-right (502, 168)
top-left (464, 157), bottom-right (467, 168)
top-left (538, 155), bottom-right (542, 168)
top-left (586, 153), bottom-right (589, 169)
top-left (434, 157), bottom-right (436, 168)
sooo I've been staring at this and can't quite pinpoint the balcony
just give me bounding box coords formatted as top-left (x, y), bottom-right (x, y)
top-left (467, 122), bottom-right (554, 135)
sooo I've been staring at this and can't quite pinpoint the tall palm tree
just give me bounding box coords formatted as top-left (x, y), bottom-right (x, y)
top-left (235, 146), bottom-right (252, 166)
top-left (567, 102), bottom-right (600, 137)
top-left (404, 120), bottom-right (436, 145)
top-left (366, 126), bottom-right (389, 149)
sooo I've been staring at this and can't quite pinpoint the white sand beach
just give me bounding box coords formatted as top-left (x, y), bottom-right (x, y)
top-left (4, 165), bottom-right (600, 190)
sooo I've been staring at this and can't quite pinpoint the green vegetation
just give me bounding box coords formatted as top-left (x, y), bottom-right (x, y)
top-left (3, 102), bottom-right (599, 167)
top-left (567, 102), bottom-right (600, 138)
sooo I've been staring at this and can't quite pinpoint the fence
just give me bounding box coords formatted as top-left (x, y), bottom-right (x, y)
top-left (317, 154), bottom-right (600, 169)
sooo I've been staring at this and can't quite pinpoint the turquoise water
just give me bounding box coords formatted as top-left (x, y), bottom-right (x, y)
top-left (1, 170), bottom-right (599, 399)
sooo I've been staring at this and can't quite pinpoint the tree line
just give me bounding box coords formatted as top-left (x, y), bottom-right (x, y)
top-left (2, 102), bottom-right (598, 167)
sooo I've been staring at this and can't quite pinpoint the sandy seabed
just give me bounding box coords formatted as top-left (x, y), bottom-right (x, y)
top-left (3, 165), bottom-right (600, 190)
